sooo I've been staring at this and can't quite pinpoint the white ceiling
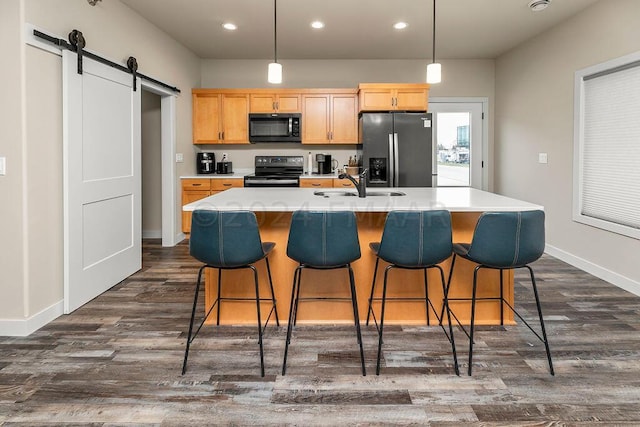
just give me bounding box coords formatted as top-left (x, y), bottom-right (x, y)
top-left (119, 0), bottom-right (598, 60)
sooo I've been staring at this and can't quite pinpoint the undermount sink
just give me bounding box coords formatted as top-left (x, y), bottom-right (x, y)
top-left (313, 190), bottom-right (406, 197)
top-left (313, 190), bottom-right (358, 197)
top-left (365, 191), bottom-right (406, 197)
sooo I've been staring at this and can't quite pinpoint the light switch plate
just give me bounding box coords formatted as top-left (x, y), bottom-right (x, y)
top-left (175, 153), bottom-right (184, 163)
top-left (538, 153), bottom-right (548, 164)
top-left (0, 157), bottom-right (5, 175)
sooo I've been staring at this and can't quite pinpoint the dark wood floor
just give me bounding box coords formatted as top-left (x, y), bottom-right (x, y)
top-left (2, 239), bottom-right (640, 425)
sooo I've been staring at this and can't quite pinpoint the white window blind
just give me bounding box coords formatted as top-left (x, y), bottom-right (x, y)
top-left (574, 53), bottom-right (640, 239)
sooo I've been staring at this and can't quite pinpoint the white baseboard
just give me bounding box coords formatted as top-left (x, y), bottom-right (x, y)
top-left (142, 230), bottom-right (162, 239)
top-left (0, 300), bottom-right (64, 337)
top-left (545, 244), bottom-right (640, 297)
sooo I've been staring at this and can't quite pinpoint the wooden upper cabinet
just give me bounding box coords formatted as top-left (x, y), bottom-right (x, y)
top-left (220, 94), bottom-right (249, 144)
top-left (330, 94), bottom-right (358, 144)
top-left (192, 89), bottom-right (249, 144)
top-left (250, 92), bottom-right (301, 113)
top-left (302, 89), bottom-right (359, 144)
top-left (358, 83), bottom-right (429, 112)
top-left (193, 93), bottom-right (222, 143)
top-left (302, 94), bottom-right (330, 143)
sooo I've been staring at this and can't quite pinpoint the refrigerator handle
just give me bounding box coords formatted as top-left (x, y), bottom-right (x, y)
top-left (393, 133), bottom-right (399, 188)
top-left (388, 133), bottom-right (394, 187)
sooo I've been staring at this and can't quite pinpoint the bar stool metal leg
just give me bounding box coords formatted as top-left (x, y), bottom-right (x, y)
top-left (348, 264), bottom-right (366, 376)
top-left (527, 266), bottom-right (555, 376)
top-left (366, 258), bottom-right (380, 325)
top-left (375, 265), bottom-right (393, 375)
top-left (182, 265), bottom-right (206, 375)
top-left (282, 266), bottom-right (301, 375)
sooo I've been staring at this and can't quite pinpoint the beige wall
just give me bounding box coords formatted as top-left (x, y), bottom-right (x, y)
top-left (495, 0), bottom-right (640, 288)
top-left (197, 59), bottom-right (495, 173)
top-left (0, 1), bottom-right (27, 319)
top-left (0, 0), bottom-right (200, 331)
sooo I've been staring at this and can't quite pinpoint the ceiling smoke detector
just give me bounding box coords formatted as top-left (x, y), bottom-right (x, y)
top-left (528, 0), bottom-right (551, 12)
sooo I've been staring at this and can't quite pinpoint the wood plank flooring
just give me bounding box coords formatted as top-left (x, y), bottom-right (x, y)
top-left (2, 239), bottom-right (640, 425)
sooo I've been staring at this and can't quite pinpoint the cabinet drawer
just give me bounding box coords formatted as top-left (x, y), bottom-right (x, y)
top-left (300, 179), bottom-right (333, 188)
top-left (182, 179), bottom-right (212, 190)
top-left (211, 178), bottom-right (244, 190)
top-left (333, 178), bottom-right (358, 188)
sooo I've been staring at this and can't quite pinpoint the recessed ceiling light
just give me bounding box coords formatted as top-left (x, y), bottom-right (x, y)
top-left (528, 0), bottom-right (551, 12)
top-left (311, 21), bottom-right (324, 29)
top-left (222, 23), bottom-right (237, 30)
top-left (393, 22), bottom-right (408, 30)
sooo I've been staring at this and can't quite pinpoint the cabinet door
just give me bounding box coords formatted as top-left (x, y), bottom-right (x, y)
top-left (221, 94), bottom-right (249, 144)
top-left (250, 94), bottom-right (277, 113)
top-left (277, 94), bottom-right (301, 112)
top-left (395, 87), bottom-right (428, 111)
top-left (358, 89), bottom-right (394, 111)
top-left (193, 93), bottom-right (221, 143)
top-left (330, 94), bottom-right (359, 144)
top-left (182, 190), bottom-right (211, 233)
top-left (302, 94), bottom-right (330, 144)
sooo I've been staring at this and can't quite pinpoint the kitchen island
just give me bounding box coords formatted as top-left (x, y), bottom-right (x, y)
top-left (183, 187), bottom-right (543, 325)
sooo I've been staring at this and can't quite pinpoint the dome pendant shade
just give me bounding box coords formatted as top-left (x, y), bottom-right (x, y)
top-left (268, 62), bottom-right (282, 84)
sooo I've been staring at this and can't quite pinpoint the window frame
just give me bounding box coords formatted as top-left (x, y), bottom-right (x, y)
top-left (573, 50), bottom-right (640, 240)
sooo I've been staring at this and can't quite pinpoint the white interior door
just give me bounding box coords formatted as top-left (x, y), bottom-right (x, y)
top-left (63, 51), bottom-right (141, 313)
top-left (429, 100), bottom-right (485, 189)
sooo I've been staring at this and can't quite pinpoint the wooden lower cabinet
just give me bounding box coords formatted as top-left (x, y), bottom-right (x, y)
top-left (300, 178), bottom-right (333, 188)
top-left (300, 178), bottom-right (360, 188)
top-left (182, 178), bottom-right (243, 232)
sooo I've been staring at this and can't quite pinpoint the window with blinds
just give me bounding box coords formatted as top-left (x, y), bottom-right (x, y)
top-left (574, 52), bottom-right (640, 240)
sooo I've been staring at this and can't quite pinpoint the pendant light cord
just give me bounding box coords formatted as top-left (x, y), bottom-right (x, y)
top-left (432, 0), bottom-right (436, 64)
top-left (274, 0), bottom-right (278, 63)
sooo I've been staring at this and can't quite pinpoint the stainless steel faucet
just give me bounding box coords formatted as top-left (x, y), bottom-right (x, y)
top-left (338, 168), bottom-right (368, 198)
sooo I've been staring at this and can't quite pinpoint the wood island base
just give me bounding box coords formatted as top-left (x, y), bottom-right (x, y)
top-left (203, 211), bottom-right (514, 326)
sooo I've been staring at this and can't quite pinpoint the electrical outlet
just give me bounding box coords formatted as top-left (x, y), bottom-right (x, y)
top-left (538, 153), bottom-right (548, 164)
top-left (222, 152), bottom-right (228, 160)
top-left (0, 157), bottom-right (5, 175)
top-left (175, 153), bottom-right (184, 163)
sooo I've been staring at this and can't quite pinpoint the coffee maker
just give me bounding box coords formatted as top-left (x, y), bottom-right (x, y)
top-left (315, 153), bottom-right (333, 175)
top-left (196, 152), bottom-right (215, 174)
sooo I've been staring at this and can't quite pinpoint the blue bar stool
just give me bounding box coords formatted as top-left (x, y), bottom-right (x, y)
top-left (445, 210), bottom-right (554, 376)
top-left (366, 210), bottom-right (459, 375)
top-left (182, 210), bottom-right (280, 377)
top-left (282, 211), bottom-right (366, 376)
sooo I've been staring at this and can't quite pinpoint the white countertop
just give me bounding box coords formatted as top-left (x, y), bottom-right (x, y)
top-left (183, 187), bottom-right (543, 213)
top-left (180, 169), bottom-right (252, 179)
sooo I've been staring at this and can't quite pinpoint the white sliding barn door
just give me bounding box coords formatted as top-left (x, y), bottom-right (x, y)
top-left (63, 51), bottom-right (141, 313)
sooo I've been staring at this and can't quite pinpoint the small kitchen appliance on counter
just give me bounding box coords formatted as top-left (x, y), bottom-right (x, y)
top-left (244, 156), bottom-right (304, 187)
top-left (216, 153), bottom-right (233, 174)
top-left (196, 152), bottom-right (215, 174)
top-left (315, 153), bottom-right (334, 175)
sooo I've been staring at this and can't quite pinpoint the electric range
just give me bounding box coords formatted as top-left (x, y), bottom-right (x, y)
top-left (243, 156), bottom-right (304, 187)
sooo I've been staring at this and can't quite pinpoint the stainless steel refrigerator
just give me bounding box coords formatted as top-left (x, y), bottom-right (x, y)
top-left (359, 112), bottom-right (433, 187)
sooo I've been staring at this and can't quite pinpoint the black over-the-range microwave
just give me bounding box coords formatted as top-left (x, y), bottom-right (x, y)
top-left (248, 113), bottom-right (301, 143)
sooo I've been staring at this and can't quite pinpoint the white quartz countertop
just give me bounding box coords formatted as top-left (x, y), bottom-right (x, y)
top-left (183, 187), bottom-right (543, 213)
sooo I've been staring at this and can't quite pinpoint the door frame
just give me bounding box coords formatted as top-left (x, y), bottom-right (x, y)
top-left (429, 97), bottom-right (489, 191)
top-left (140, 80), bottom-right (178, 247)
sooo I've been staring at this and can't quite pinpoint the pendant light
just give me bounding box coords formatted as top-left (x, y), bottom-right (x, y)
top-left (426, 0), bottom-right (441, 84)
top-left (267, 0), bottom-right (282, 84)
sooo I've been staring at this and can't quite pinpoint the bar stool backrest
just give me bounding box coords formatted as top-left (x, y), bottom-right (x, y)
top-left (466, 210), bottom-right (545, 268)
top-left (287, 211), bottom-right (361, 267)
top-left (378, 210), bottom-right (452, 267)
top-left (190, 210), bottom-right (265, 268)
